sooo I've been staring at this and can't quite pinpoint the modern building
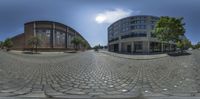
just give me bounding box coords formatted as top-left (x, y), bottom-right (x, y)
top-left (108, 15), bottom-right (176, 54)
top-left (11, 21), bottom-right (90, 50)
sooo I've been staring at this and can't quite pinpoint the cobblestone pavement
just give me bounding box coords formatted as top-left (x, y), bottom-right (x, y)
top-left (0, 50), bottom-right (200, 98)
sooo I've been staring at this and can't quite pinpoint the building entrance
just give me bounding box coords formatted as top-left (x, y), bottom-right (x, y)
top-left (114, 44), bottom-right (119, 52)
top-left (127, 45), bottom-right (131, 53)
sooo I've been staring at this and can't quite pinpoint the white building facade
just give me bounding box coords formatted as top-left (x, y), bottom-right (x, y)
top-left (108, 15), bottom-right (176, 54)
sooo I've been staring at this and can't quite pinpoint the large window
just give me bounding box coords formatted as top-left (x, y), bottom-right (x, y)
top-left (130, 25), bottom-right (146, 29)
top-left (134, 42), bottom-right (143, 52)
top-left (108, 37), bottom-right (119, 43)
top-left (121, 32), bottom-right (147, 39)
top-left (36, 29), bottom-right (51, 48)
top-left (68, 34), bottom-right (74, 48)
top-left (151, 25), bottom-right (155, 29)
top-left (150, 42), bottom-right (161, 52)
top-left (130, 20), bottom-right (146, 24)
top-left (54, 31), bottom-right (65, 48)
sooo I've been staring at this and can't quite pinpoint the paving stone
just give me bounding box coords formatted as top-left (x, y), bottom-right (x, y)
top-left (0, 50), bottom-right (199, 98)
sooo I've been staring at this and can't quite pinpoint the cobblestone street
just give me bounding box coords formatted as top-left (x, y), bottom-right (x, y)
top-left (0, 50), bottom-right (200, 98)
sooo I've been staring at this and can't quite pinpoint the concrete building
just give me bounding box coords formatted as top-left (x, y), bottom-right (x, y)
top-left (108, 15), bottom-right (176, 54)
top-left (11, 21), bottom-right (90, 50)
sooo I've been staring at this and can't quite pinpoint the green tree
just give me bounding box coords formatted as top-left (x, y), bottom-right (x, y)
top-left (195, 42), bottom-right (200, 49)
top-left (153, 16), bottom-right (186, 52)
top-left (3, 38), bottom-right (13, 51)
top-left (71, 37), bottom-right (83, 51)
top-left (0, 41), bottom-right (3, 49)
top-left (28, 36), bottom-right (41, 53)
top-left (81, 41), bottom-right (88, 51)
top-left (176, 38), bottom-right (191, 53)
top-left (93, 44), bottom-right (103, 52)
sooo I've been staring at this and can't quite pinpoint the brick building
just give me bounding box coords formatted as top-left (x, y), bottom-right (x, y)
top-left (11, 21), bottom-right (90, 50)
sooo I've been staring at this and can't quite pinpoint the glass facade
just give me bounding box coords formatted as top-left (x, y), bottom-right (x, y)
top-left (36, 29), bottom-right (51, 48)
top-left (150, 42), bottom-right (161, 52)
top-left (134, 42), bottom-right (143, 52)
top-left (108, 16), bottom-right (176, 53)
top-left (108, 15), bottom-right (159, 43)
top-left (54, 31), bottom-right (66, 48)
top-left (36, 29), bottom-right (66, 48)
top-left (67, 34), bottom-right (74, 48)
top-left (121, 32), bottom-right (147, 39)
top-left (130, 25), bottom-right (146, 29)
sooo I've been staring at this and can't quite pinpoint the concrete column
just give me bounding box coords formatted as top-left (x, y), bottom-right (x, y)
top-left (131, 42), bottom-right (134, 54)
top-left (65, 28), bottom-right (68, 48)
top-left (53, 23), bottom-right (55, 48)
top-left (147, 41), bottom-right (150, 54)
top-left (33, 22), bottom-right (36, 49)
top-left (119, 42), bottom-right (122, 53)
top-left (108, 44), bottom-right (110, 51)
top-left (65, 33), bottom-right (68, 48)
top-left (142, 41), bottom-right (149, 54)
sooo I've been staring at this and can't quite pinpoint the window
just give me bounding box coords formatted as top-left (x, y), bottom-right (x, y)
top-left (130, 26), bottom-right (135, 29)
top-left (136, 32), bottom-right (147, 37)
top-left (54, 31), bottom-right (65, 48)
top-left (36, 29), bottom-right (51, 48)
top-left (130, 25), bottom-right (146, 29)
top-left (121, 32), bottom-right (147, 39)
top-left (109, 37), bottom-right (119, 43)
top-left (151, 21), bottom-right (155, 24)
top-left (130, 21), bottom-right (135, 24)
top-left (46, 30), bottom-right (51, 33)
top-left (136, 25), bottom-right (140, 29)
top-left (141, 25), bottom-right (146, 29)
top-left (134, 42), bottom-right (143, 51)
top-left (151, 32), bottom-right (156, 37)
top-left (151, 25), bottom-right (155, 29)
top-left (141, 20), bottom-right (145, 23)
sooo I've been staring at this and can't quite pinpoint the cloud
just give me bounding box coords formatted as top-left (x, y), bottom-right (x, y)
top-left (95, 8), bottom-right (140, 24)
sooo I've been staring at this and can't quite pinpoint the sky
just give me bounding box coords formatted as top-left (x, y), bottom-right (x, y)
top-left (0, 0), bottom-right (200, 47)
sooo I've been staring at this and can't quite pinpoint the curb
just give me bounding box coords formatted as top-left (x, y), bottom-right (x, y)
top-left (99, 51), bottom-right (168, 60)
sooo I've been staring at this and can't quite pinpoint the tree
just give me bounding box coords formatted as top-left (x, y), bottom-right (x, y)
top-left (0, 41), bottom-right (3, 49)
top-left (3, 38), bottom-right (13, 51)
top-left (71, 37), bottom-right (83, 51)
top-left (93, 45), bottom-right (99, 52)
top-left (28, 36), bottom-right (41, 53)
top-left (81, 41), bottom-right (88, 51)
top-left (195, 42), bottom-right (200, 49)
top-left (176, 38), bottom-right (191, 53)
top-left (153, 16), bottom-right (186, 52)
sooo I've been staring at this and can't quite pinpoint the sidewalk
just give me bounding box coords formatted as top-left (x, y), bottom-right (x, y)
top-left (99, 50), bottom-right (168, 60)
top-left (10, 50), bottom-right (65, 54)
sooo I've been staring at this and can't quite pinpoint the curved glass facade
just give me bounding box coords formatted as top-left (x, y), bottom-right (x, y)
top-left (108, 15), bottom-right (176, 53)
top-left (108, 15), bottom-right (159, 42)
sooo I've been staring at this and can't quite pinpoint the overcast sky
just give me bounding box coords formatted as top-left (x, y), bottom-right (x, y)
top-left (0, 0), bottom-right (200, 46)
